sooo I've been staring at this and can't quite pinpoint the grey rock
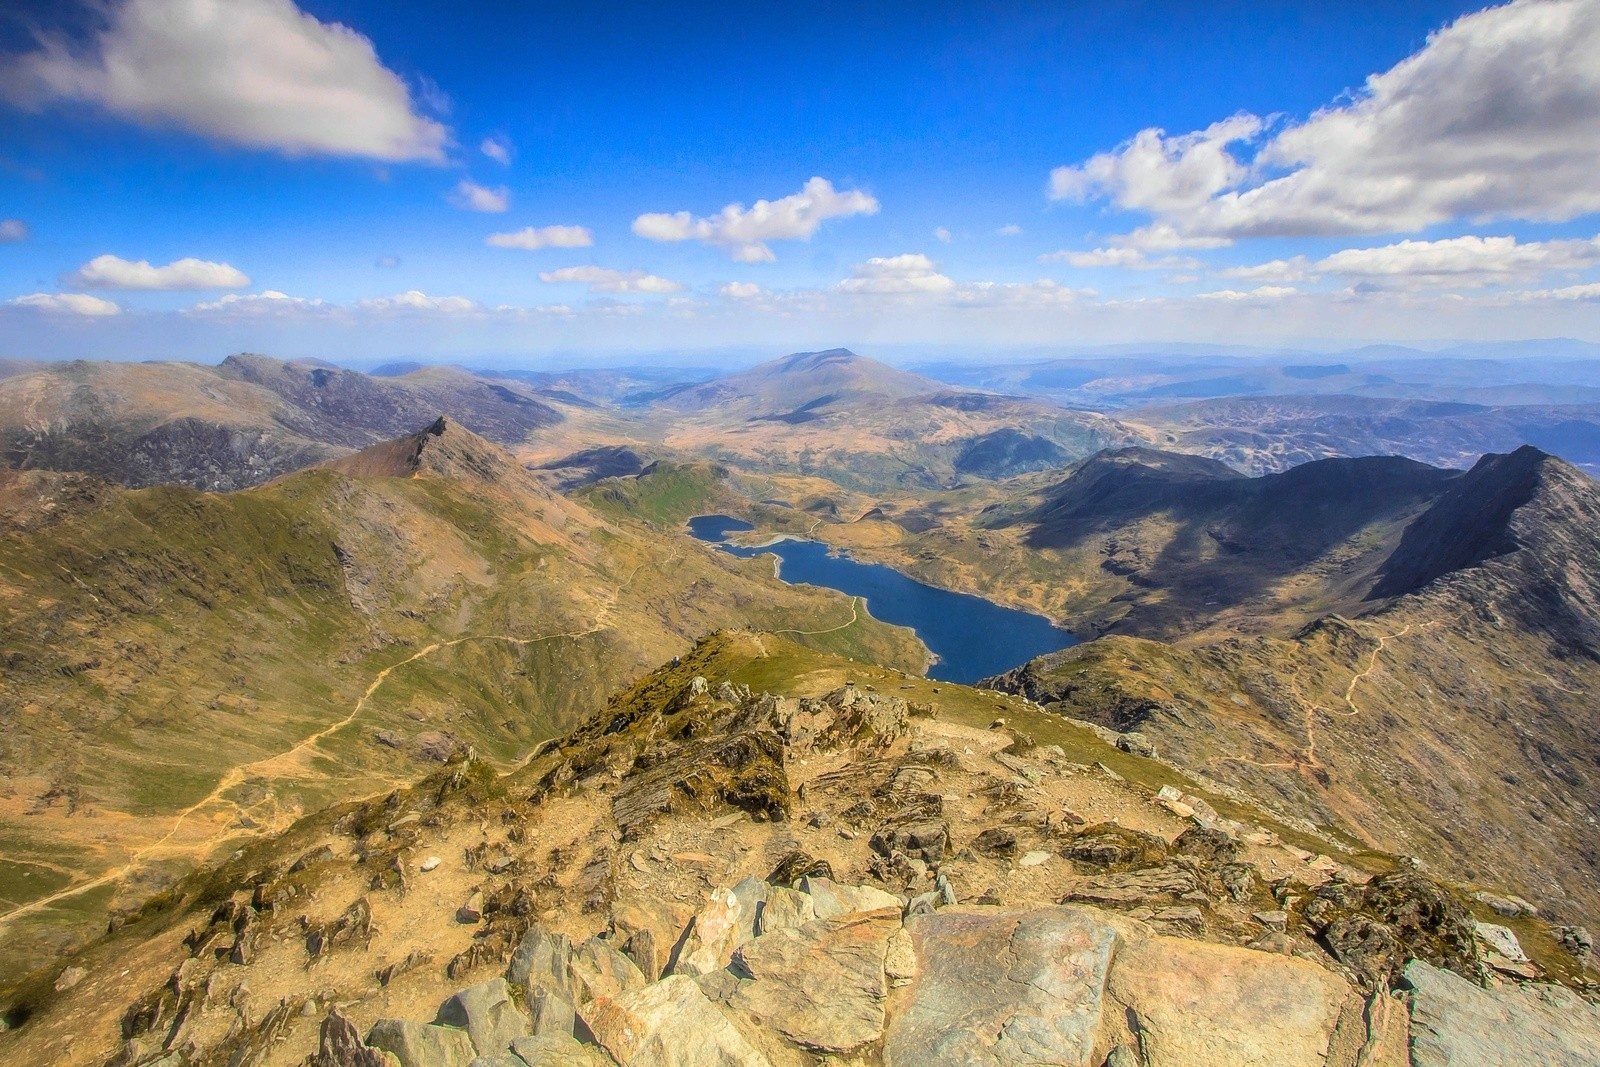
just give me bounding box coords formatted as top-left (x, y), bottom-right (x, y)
top-left (571, 936), bottom-right (646, 1006)
top-left (508, 925), bottom-right (575, 1005)
top-left (883, 906), bottom-right (1116, 1066)
top-left (1116, 732), bottom-right (1155, 757)
top-left (730, 908), bottom-right (901, 1052)
top-left (1405, 958), bottom-right (1600, 1066)
top-left (586, 974), bottom-right (772, 1066)
top-left (366, 1019), bottom-right (477, 1067)
top-left (509, 1033), bottom-right (612, 1065)
top-left (437, 978), bottom-right (533, 1057)
top-left (1472, 921), bottom-right (1528, 962)
top-left (755, 885), bottom-right (815, 935)
top-left (797, 876), bottom-right (902, 920)
top-left (1557, 925), bottom-right (1593, 958)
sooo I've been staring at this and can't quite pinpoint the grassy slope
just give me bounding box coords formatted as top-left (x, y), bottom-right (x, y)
top-left (0, 450), bottom-right (925, 983)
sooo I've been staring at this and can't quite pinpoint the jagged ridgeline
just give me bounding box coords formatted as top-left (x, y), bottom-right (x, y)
top-left (0, 419), bottom-right (925, 990)
top-left (4, 632), bottom-right (1596, 1064)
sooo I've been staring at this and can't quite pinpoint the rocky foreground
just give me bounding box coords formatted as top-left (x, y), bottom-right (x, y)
top-left (5, 633), bottom-right (1598, 1065)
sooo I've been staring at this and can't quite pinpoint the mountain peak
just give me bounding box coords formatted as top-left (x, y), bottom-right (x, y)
top-left (1371, 444), bottom-right (1581, 599)
top-left (320, 415), bottom-right (517, 483)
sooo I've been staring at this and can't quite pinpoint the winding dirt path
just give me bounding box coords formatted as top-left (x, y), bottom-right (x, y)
top-left (0, 546), bottom-right (678, 930)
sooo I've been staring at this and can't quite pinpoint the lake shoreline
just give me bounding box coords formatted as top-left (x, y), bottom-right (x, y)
top-left (686, 513), bottom-right (1076, 684)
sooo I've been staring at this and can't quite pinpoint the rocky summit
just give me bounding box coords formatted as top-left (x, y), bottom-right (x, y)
top-left (5, 631), bottom-right (1597, 1065)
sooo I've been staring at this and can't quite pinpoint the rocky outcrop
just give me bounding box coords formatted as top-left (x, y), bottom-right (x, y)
top-left (1404, 959), bottom-right (1600, 1066)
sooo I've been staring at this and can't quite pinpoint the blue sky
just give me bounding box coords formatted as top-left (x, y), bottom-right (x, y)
top-left (2, 0), bottom-right (1599, 363)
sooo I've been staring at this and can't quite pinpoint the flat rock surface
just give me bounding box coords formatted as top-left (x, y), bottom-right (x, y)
top-left (883, 905), bottom-right (1117, 1066)
top-left (730, 907), bottom-right (901, 1052)
top-left (1106, 935), bottom-right (1351, 1067)
top-left (587, 974), bottom-right (773, 1067)
top-left (1405, 959), bottom-right (1600, 1067)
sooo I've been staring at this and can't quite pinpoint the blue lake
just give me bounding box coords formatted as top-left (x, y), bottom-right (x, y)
top-left (687, 514), bottom-right (1077, 684)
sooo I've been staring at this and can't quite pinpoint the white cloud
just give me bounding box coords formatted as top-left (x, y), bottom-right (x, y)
top-left (8, 292), bottom-right (121, 316)
top-left (1221, 257), bottom-right (1313, 283)
top-left (997, 224), bottom-right (1023, 237)
top-left (633, 177), bottom-right (878, 262)
top-left (1051, 114), bottom-right (1263, 215)
top-left (486, 225), bottom-right (593, 250)
top-left (1536, 282), bottom-right (1600, 302)
top-left (1110, 223), bottom-right (1231, 251)
top-left (0, 219), bottom-right (28, 243)
top-left (480, 135), bottom-right (512, 165)
top-left (720, 281), bottom-right (763, 299)
top-left (1049, 0), bottom-right (1600, 238)
top-left (1039, 246), bottom-right (1201, 270)
top-left (357, 290), bottom-right (478, 313)
top-left (933, 226), bottom-right (952, 243)
top-left (66, 254), bottom-right (249, 290)
top-left (950, 279), bottom-right (1094, 308)
top-left (1222, 234), bottom-right (1600, 289)
top-left (836, 253), bottom-right (955, 294)
top-left (1315, 234), bottom-right (1600, 286)
top-left (0, 0), bottom-right (448, 162)
top-left (451, 180), bottom-right (509, 213)
top-left (1041, 247), bottom-right (1146, 269)
top-left (188, 289), bottom-right (328, 315)
top-left (1198, 286), bottom-right (1299, 301)
top-left (538, 266), bottom-right (683, 294)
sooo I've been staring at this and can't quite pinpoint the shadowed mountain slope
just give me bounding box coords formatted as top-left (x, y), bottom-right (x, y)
top-left (989, 447), bottom-right (1600, 926)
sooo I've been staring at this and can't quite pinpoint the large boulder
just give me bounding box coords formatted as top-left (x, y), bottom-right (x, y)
top-left (730, 907), bottom-right (901, 1052)
top-left (1404, 959), bottom-right (1600, 1067)
top-left (883, 906), bottom-right (1116, 1066)
top-left (1105, 935), bottom-right (1354, 1067)
top-left (365, 1020), bottom-right (476, 1067)
top-left (436, 979), bottom-right (532, 1058)
top-left (508, 927), bottom-right (577, 1038)
top-left (572, 936), bottom-right (648, 1006)
top-left (585, 974), bottom-right (773, 1066)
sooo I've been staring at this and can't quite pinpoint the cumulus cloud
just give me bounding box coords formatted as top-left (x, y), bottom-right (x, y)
top-left (357, 290), bottom-right (478, 313)
top-left (188, 289), bottom-right (328, 315)
top-left (1223, 234), bottom-right (1600, 289)
top-left (933, 227), bottom-right (952, 243)
top-left (0, 0), bottom-right (449, 162)
top-left (8, 292), bottom-right (121, 315)
top-left (486, 225), bottom-right (593, 250)
top-left (633, 177), bottom-right (878, 262)
top-left (480, 135), bottom-right (512, 165)
top-left (1198, 286), bottom-right (1299, 301)
top-left (1049, 0), bottom-right (1600, 238)
top-left (451, 179), bottom-right (509, 213)
top-left (1315, 234), bottom-right (1600, 286)
top-left (0, 219), bottom-right (28, 243)
top-left (1040, 246), bottom-right (1201, 270)
top-left (720, 281), bottom-right (763, 299)
top-left (836, 253), bottom-right (955, 294)
top-left (538, 266), bottom-right (682, 294)
top-left (1110, 223), bottom-right (1231, 251)
top-left (67, 253), bottom-right (249, 290)
top-left (1051, 114), bottom-right (1263, 215)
